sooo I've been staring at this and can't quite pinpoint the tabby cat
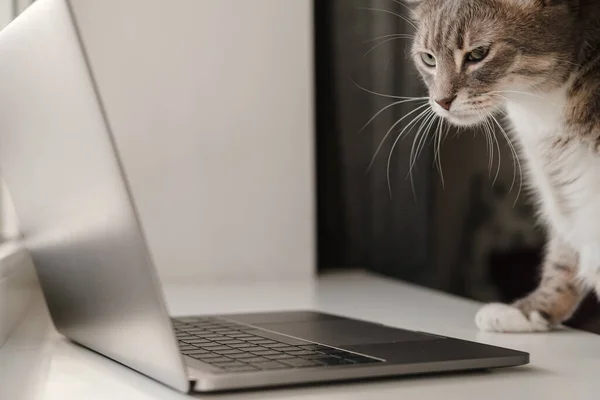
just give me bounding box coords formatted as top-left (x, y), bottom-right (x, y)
top-left (405, 0), bottom-right (600, 332)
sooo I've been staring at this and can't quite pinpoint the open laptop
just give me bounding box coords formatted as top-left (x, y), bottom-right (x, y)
top-left (0, 0), bottom-right (528, 394)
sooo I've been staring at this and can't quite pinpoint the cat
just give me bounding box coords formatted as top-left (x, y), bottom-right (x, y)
top-left (405, 0), bottom-right (600, 332)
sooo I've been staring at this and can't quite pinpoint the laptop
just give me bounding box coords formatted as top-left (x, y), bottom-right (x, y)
top-left (0, 0), bottom-right (528, 394)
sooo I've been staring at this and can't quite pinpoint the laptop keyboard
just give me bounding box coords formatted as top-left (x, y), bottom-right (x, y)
top-left (172, 317), bottom-right (382, 373)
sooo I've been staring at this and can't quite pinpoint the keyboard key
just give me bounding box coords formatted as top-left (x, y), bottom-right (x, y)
top-left (229, 343), bottom-right (254, 349)
top-left (263, 343), bottom-right (290, 349)
top-left (212, 328), bottom-right (234, 333)
top-left (216, 340), bottom-right (245, 345)
top-left (246, 347), bottom-right (267, 352)
top-left (186, 329), bottom-right (209, 334)
top-left (194, 353), bottom-right (221, 359)
top-left (195, 333), bottom-right (220, 338)
top-left (202, 335), bottom-right (227, 341)
top-left (224, 365), bottom-right (258, 373)
top-left (228, 353), bottom-right (257, 360)
top-left (221, 331), bottom-right (242, 336)
top-left (200, 356), bottom-right (231, 363)
top-left (197, 344), bottom-right (220, 350)
top-left (175, 317), bottom-right (202, 323)
top-left (217, 349), bottom-right (244, 355)
top-left (184, 347), bottom-right (211, 353)
top-left (276, 346), bottom-right (299, 352)
top-left (176, 335), bottom-right (197, 340)
top-left (183, 339), bottom-right (211, 345)
top-left (179, 345), bottom-right (197, 351)
top-left (200, 345), bottom-right (230, 351)
top-left (213, 361), bottom-right (247, 367)
top-left (265, 354), bottom-right (296, 360)
top-left (197, 325), bottom-right (220, 330)
top-left (245, 337), bottom-right (270, 342)
top-left (281, 358), bottom-right (321, 368)
top-left (252, 350), bottom-right (282, 356)
top-left (252, 361), bottom-right (288, 370)
top-left (252, 340), bottom-right (277, 345)
top-left (229, 333), bottom-right (254, 338)
top-left (244, 357), bottom-right (269, 363)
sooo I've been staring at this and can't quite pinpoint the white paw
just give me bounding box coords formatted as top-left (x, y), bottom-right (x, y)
top-left (475, 303), bottom-right (550, 333)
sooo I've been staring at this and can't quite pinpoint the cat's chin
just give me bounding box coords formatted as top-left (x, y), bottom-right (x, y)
top-left (440, 112), bottom-right (487, 127)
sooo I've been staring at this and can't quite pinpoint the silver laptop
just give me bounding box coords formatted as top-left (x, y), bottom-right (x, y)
top-left (0, 0), bottom-right (528, 394)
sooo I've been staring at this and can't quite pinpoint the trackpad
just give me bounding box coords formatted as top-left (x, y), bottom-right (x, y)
top-left (254, 320), bottom-right (439, 347)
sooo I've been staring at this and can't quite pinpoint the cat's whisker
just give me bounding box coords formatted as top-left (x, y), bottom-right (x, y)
top-left (491, 123), bottom-right (503, 187)
top-left (546, 55), bottom-right (583, 69)
top-left (359, 97), bottom-right (428, 135)
top-left (351, 78), bottom-right (428, 100)
top-left (415, 109), bottom-right (438, 165)
top-left (364, 36), bottom-right (414, 57)
top-left (477, 104), bottom-right (502, 186)
top-left (386, 107), bottom-right (433, 197)
top-left (442, 121), bottom-right (452, 144)
top-left (357, 7), bottom-right (418, 30)
top-left (432, 118), bottom-right (441, 168)
top-left (483, 110), bottom-right (502, 187)
top-left (411, 111), bottom-right (439, 196)
top-left (434, 117), bottom-right (446, 188)
top-left (363, 33), bottom-right (415, 44)
top-left (491, 104), bottom-right (507, 116)
top-left (389, 0), bottom-right (413, 13)
top-left (487, 95), bottom-right (510, 120)
top-left (367, 103), bottom-right (431, 172)
top-left (406, 109), bottom-right (436, 197)
top-left (489, 113), bottom-right (523, 205)
top-left (426, 118), bottom-right (445, 187)
top-left (408, 110), bottom-right (433, 173)
top-left (475, 108), bottom-right (493, 178)
top-left (489, 90), bottom-right (544, 100)
top-left (490, 93), bottom-right (508, 101)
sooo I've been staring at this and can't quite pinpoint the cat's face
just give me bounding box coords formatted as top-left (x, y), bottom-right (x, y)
top-left (409, 0), bottom-right (579, 126)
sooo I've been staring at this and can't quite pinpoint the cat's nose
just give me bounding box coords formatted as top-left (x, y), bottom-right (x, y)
top-left (435, 96), bottom-right (456, 111)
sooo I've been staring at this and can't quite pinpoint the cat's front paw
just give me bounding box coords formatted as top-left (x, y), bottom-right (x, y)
top-left (475, 303), bottom-right (550, 333)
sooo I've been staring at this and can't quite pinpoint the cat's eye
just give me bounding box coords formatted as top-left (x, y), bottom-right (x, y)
top-left (420, 52), bottom-right (436, 67)
top-left (466, 47), bottom-right (489, 63)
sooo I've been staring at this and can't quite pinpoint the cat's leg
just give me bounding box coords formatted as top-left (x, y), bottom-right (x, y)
top-left (475, 236), bottom-right (588, 332)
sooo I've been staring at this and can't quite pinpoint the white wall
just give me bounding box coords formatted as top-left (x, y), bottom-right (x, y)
top-left (0, 0), bottom-right (18, 240)
top-left (68, 0), bottom-right (316, 283)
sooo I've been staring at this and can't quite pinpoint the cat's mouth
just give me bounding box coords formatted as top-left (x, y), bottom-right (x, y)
top-left (432, 101), bottom-right (500, 127)
top-left (445, 112), bottom-right (488, 126)
top-left (433, 108), bottom-right (489, 127)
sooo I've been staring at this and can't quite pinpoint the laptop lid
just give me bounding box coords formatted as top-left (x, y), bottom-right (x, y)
top-left (0, 0), bottom-right (189, 392)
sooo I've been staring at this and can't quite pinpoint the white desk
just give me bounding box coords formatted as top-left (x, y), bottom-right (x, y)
top-left (1, 270), bottom-right (599, 400)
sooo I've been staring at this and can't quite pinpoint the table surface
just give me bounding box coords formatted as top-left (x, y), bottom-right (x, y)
top-left (2, 270), bottom-right (599, 400)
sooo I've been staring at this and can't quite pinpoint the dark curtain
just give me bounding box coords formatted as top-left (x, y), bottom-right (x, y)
top-left (315, 0), bottom-right (435, 285)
